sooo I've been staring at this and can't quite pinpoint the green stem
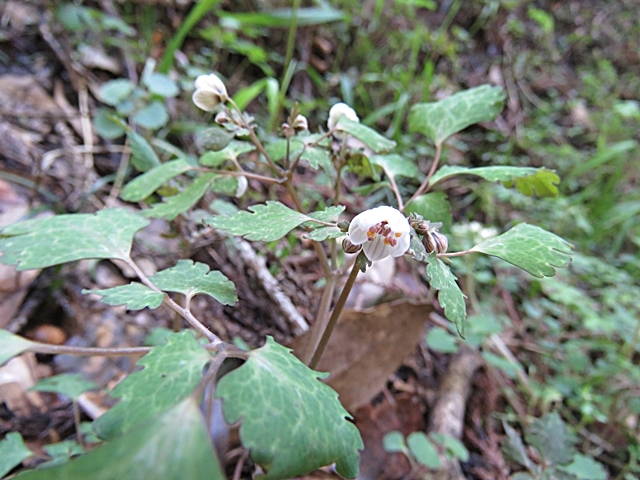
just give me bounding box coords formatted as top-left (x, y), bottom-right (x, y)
top-left (270, 0), bottom-right (301, 132)
top-left (301, 275), bottom-right (337, 365)
top-left (403, 143), bottom-right (442, 211)
top-left (309, 259), bottom-right (360, 369)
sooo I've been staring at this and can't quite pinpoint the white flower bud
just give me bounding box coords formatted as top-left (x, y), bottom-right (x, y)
top-left (192, 73), bottom-right (229, 112)
top-left (235, 175), bottom-right (248, 198)
top-left (347, 205), bottom-right (410, 261)
top-left (327, 102), bottom-right (359, 134)
top-left (292, 114), bottom-right (308, 132)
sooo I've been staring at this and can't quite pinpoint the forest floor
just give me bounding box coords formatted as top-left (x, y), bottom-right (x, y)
top-left (1, 1), bottom-right (639, 479)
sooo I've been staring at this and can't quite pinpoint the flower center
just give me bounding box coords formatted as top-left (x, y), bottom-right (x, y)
top-left (367, 221), bottom-right (403, 247)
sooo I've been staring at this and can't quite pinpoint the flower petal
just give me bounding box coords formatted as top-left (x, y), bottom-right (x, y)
top-left (192, 89), bottom-right (220, 112)
top-left (327, 102), bottom-right (359, 131)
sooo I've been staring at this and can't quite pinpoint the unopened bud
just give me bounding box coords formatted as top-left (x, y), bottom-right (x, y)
top-left (414, 220), bottom-right (431, 236)
top-left (337, 220), bottom-right (350, 232)
top-left (423, 231), bottom-right (449, 254)
top-left (215, 111), bottom-right (231, 125)
top-left (342, 238), bottom-right (362, 254)
top-left (292, 114), bottom-right (308, 132)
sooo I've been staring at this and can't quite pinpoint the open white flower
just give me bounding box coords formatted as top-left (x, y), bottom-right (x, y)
top-left (348, 206), bottom-right (410, 261)
top-left (192, 73), bottom-right (228, 111)
top-left (327, 102), bottom-right (359, 135)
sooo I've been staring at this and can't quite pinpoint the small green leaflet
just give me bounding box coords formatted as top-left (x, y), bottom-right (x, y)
top-left (206, 201), bottom-right (343, 242)
top-left (429, 165), bottom-right (560, 197)
top-left (31, 373), bottom-right (98, 400)
top-left (84, 282), bottom-right (164, 310)
top-left (0, 209), bottom-right (149, 270)
top-left (409, 85), bottom-right (505, 145)
top-left (121, 159), bottom-right (193, 202)
top-left (151, 260), bottom-right (237, 305)
top-left (199, 141), bottom-right (255, 167)
top-left (425, 253), bottom-right (467, 337)
top-left (127, 130), bottom-right (161, 172)
top-left (0, 330), bottom-right (33, 366)
top-left (404, 192), bottom-right (452, 232)
top-left (216, 337), bottom-right (363, 479)
top-left (99, 79), bottom-right (134, 106)
top-left (471, 224), bottom-right (573, 278)
top-left (304, 226), bottom-right (343, 241)
top-left (406, 432), bottom-right (441, 469)
top-left (143, 173), bottom-right (216, 220)
top-left (0, 433), bottom-right (33, 478)
top-left (93, 331), bottom-right (212, 440)
top-left (14, 398), bottom-right (224, 480)
top-left (265, 137), bottom-right (333, 173)
top-left (382, 431), bottom-right (408, 454)
top-left (335, 117), bottom-right (397, 153)
top-left (132, 101), bottom-right (169, 131)
top-left (369, 154), bottom-right (423, 181)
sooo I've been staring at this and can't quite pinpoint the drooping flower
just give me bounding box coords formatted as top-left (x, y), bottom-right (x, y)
top-left (327, 103), bottom-right (359, 136)
top-left (348, 206), bottom-right (410, 261)
top-left (192, 73), bottom-right (228, 111)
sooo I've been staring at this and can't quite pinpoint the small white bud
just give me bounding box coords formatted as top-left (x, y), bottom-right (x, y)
top-left (192, 73), bottom-right (229, 112)
top-left (292, 114), bottom-right (308, 132)
top-left (327, 103), bottom-right (359, 133)
top-left (235, 175), bottom-right (248, 198)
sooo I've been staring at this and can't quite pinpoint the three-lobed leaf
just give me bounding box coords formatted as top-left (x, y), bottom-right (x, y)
top-left (0, 209), bottom-right (149, 270)
top-left (409, 85), bottom-right (505, 145)
top-left (471, 223), bottom-right (573, 278)
top-left (151, 259), bottom-right (237, 305)
top-left (216, 337), bottom-right (363, 479)
top-left (206, 201), bottom-right (343, 242)
top-left (83, 283), bottom-right (164, 310)
top-left (93, 331), bottom-right (212, 440)
top-left (14, 397), bottom-right (224, 480)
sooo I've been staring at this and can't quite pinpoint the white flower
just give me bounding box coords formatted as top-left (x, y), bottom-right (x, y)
top-left (348, 206), bottom-right (410, 261)
top-left (327, 103), bottom-right (359, 135)
top-left (192, 74), bottom-right (228, 111)
top-left (235, 175), bottom-right (248, 198)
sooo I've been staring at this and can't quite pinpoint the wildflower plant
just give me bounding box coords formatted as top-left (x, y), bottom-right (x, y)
top-left (0, 71), bottom-right (573, 479)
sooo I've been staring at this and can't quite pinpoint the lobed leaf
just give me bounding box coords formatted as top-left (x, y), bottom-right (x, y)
top-left (151, 260), bottom-right (237, 305)
top-left (335, 117), bottom-right (397, 153)
top-left (425, 254), bottom-right (467, 336)
top-left (84, 282), bottom-right (164, 310)
top-left (558, 454), bottom-right (608, 480)
top-left (525, 412), bottom-right (576, 466)
top-left (471, 223), bottom-right (573, 278)
top-left (143, 173), bottom-right (216, 220)
top-left (0, 209), bottom-right (149, 270)
top-left (121, 159), bottom-right (193, 202)
top-left (31, 373), bottom-right (99, 401)
top-left (199, 141), bottom-right (255, 167)
top-left (429, 165), bottom-right (560, 197)
top-left (93, 331), bottom-right (212, 440)
top-left (206, 201), bottom-right (340, 242)
top-left (0, 433), bottom-right (33, 478)
top-left (409, 85), bottom-right (505, 145)
top-left (216, 337), bottom-right (363, 479)
top-left (14, 397), bottom-right (224, 480)
top-left (0, 330), bottom-right (33, 366)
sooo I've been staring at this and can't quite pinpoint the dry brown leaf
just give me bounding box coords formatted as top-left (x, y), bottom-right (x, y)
top-left (291, 300), bottom-right (433, 411)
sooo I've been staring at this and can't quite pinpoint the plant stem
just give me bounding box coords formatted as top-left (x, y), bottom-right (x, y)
top-left (403, 142), bottom-right (442, 211)
top-left (271, 0), bottom-right (301, 132)
top-left (308, 259), bottom-right (360, 369)
top-left (73, 400), bottom-right (85, 449)
top-left (383, 165), bottom-right (404, 210)
top-left (301, 275), bottom-right (337, 365)
top-left (123, 257), bottom-right (222, 344)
